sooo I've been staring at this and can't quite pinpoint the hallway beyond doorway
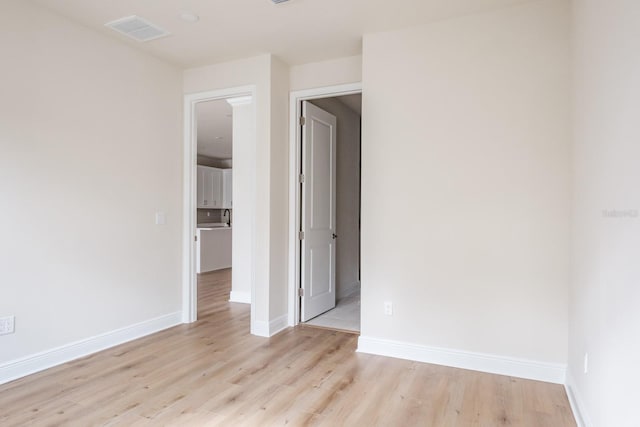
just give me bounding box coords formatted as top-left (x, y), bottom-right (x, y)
top-left (305, 290), bottom-right (360, 333)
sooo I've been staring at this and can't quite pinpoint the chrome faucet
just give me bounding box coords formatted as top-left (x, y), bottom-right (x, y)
top-left (223, 209), bottom-right (231, 227)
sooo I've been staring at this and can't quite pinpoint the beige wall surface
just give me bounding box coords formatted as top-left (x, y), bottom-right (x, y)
top-left (310, 98), bottom-right (361, 299)
top-left (360, 0), bottom-right (571, 364)
top-left (0, 1), bottom-right (183, 363)
top-left (268, 57), bottom-right (291, 319)
top-left (570, 1), bottom-right (640, 425)
top-left (184, 55), bottom-right (271, 96)
top-left (290, 55), bottom-right (362, 92)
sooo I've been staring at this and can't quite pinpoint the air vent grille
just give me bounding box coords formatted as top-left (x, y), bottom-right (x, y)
top-left (105, 16), bottom-right (170, 42)
top-left (271, 0), bottom-right (290, 3)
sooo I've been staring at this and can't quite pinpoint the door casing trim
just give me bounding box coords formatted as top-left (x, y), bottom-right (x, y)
top-left (183, 85), bottom-right (256, 327)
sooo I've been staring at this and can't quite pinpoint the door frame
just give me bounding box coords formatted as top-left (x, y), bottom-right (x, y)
top-left (287, 82), bottom-right (362, 326)
top-left (182, 85), bottom-right (256, 326)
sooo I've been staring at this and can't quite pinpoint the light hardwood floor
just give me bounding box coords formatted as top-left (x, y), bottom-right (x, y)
top-left (0, 269), bottom-right (576, 426)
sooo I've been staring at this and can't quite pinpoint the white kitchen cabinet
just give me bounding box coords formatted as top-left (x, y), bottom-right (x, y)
top-left (222, 169), bottom-right (232, 209)
top-left (197, 166), bottom-right (223, 208)
top-left (197, 166), bottom-right (205, 207)
top-left (210, 168), bottom-right (223, 208)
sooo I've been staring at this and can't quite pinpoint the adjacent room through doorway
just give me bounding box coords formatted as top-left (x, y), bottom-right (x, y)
top-left (299, 93), bottom-right (362, 333)
top-left (194, 98), bottom-right (242, 317)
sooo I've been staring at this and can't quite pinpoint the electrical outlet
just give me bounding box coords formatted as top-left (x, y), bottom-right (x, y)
top-left (0, 316), bottom-right (15, 335)
top-left (584, 353), bottom-right (589, 374)
top-left (384, 301), bottom-right (393, 316)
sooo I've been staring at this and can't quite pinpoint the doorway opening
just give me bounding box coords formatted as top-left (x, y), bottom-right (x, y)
top-left (183, 87), bottom-right (256, 330)
top-left (195, 98), bottom-right (234, 317)
top-left (288, 84), bottom-right (362, 333)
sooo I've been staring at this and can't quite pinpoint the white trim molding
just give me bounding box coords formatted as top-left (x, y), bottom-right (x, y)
top-left (252, 314), bottom-right (289, 338)
top-left (269, 314), bottom-right (289, 337)
top-left (226, 96), bottom-right (253, 107)
top-left (229, 291), bottom-right (251, 304)
top-left (252, 321), bottom-right (269, 337)
top-left (0, 312), bottom-right (182, 385)
top-left (565, 372), bottom-right (592, 427)
top-left (357, 336), bottom-right (567, 385)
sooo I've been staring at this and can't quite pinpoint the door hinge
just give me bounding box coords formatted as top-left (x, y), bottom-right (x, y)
top-left (194, 235), bottom-right (198, 242)
top-left (298, 174), bottom-right (305, 183)
top-left (298, 288), bottom-right (304, 297)
top-left (298, 230), bottom-right (305, 240)
top-left (299, 116), bottom-right (306, 126)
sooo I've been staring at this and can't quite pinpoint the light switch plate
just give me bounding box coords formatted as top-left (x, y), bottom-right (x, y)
top-left (155, 211), bottom-right (166, 225)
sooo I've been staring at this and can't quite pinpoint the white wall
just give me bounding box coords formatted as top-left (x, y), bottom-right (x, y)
top-left (228, 98), bottom-right (255, 304)
top-left (269, 57), bottom-right (291, 320)
top-left (310, 98), bottom-right (361, 299)
top-left (360, 0), bottom-right (571, 367)
top-left (0, 1), bottom-right (182, 366)
top-left (290, 55), bottom-right (362, 91)
top-left (569, 1), bottom-right (640, 425)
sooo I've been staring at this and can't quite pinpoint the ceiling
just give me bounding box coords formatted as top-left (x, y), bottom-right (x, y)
top-left (32, 0), bottom-right (532, 68)
top-left (197, 99), bottom-right (233, 159)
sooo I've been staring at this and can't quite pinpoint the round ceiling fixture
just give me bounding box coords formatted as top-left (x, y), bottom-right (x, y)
top-left (180, 11), bottom-right (199, 23)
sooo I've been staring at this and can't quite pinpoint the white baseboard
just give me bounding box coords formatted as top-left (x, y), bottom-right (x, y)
top-left (357, 336), bottom-right (566, 385)
top-left (0, 311), bottom-right (182, 385)
top-left (337, 281), bottom-right (360, 300)
top-left (251, 314), bottom-right (289, 338)
top-left (565, 371), bottom-right (592, 427)
top-left (268, 314), bottom-right (289, 336)
top-left (229, 291), bottom-right (251, 304)
top-left (252, 320), bottom-right (269, 337)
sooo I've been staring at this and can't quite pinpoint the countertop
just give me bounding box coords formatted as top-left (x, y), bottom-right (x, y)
top-left (197, 223), bottom-right (232, 231)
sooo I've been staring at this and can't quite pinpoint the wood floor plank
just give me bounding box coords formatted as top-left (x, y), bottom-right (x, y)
top-left (0, 268), bottom-right (576, 426)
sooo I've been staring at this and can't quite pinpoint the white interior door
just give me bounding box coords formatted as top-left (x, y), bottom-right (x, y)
top-left (301, 101), bottom-right (337, 322)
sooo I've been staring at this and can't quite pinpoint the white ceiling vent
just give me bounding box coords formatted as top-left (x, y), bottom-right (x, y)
top-left (105, 16), bottom-right (170, 42)
top-left (271, 0), bottom-right (290, 4)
